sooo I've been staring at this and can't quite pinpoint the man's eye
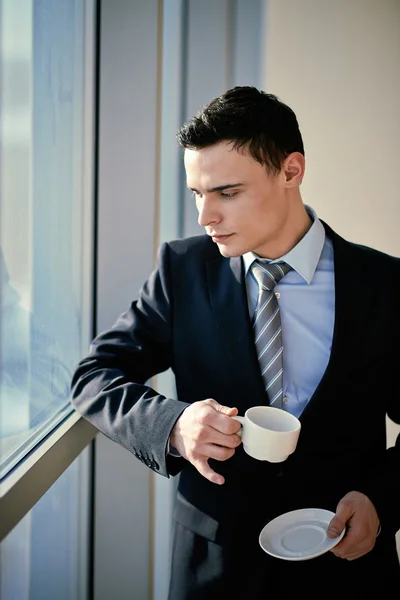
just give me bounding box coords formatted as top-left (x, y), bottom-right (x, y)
top-left (221, 191), bottom-right (236, 199)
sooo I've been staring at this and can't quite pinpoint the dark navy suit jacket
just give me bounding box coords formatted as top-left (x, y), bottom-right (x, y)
top-left (71, 221), bottom-right (400, 596)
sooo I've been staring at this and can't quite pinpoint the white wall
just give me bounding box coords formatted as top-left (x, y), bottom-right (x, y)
top-left (262, 0), bottom-right (400, 553)
top-left (263, 0), bottom-right (399, 253)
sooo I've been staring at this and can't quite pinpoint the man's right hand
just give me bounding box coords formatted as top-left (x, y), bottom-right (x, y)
top-left (170, 398), bottom-right (242, 485)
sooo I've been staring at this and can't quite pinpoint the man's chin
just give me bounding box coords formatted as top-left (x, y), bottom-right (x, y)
top-left (215, 242), bottom-right (242, 258)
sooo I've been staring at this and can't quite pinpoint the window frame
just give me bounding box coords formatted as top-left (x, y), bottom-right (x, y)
top-left (0, 412), bottom-right (97, 542)
top-left (0, 0), bottom-right (99, 544)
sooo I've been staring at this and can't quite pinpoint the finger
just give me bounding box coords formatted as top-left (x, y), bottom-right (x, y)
top-left (332, 535), bottom-right (375, 559)
top-left (203, 442), bottom-right (236, 461)
top-left (345, 552), bottom-right (365, 561)
top-left (209, 430), bottom-right (242, 449)
top-left (330, 527), bottom-right (372, 560)
top-left (193, 456), bottom-right (224, 485)
top-left (331, 549), bottom-right (362, 561)
top-left (204, 398), bottom-right (238, 417)
top-left (202, 401), bottom-right (240, 435)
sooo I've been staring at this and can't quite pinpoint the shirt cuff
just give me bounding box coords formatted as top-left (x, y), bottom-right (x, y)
top-left (167, 438), bottom-right (181, 457)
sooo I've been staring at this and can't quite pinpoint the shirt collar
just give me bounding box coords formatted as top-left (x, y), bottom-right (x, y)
top-left (242, 205), bottom-right (325, 284)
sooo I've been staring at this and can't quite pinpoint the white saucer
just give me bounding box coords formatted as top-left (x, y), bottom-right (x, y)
top-left (259, 508), bottom-right (346, 561)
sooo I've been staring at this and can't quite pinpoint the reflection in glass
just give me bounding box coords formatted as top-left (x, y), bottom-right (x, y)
top-left (0, 0), bottom-right (94, 477)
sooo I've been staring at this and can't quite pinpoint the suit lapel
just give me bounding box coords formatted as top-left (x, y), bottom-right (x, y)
top-left (206, 254), bottom-right (266, 412)
top-left (300, 221), bottom-right (375, 423)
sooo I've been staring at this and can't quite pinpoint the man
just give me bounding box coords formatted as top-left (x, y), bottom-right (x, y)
top-left (71, 86), bottom-right (400, 597)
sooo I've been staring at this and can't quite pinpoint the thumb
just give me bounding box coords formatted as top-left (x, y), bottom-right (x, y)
top-left (204, 398), bottom-right (238, 416)
top-left (327, 508), bottom-right (348, 539)
top-left (193, 455), bottom-right (225, 486)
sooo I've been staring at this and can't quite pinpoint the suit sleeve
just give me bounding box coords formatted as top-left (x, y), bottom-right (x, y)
top-left (358, 333), bottom-right (400, 536)
top-left (70, 242), bottom-right (188, 477)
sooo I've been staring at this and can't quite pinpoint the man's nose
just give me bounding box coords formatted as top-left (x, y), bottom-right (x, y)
top-left (197, 198), bottom-right (219, 227)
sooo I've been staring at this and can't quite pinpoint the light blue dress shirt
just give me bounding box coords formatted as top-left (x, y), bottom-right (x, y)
top-left (242, 206), bottom-right (335, 419)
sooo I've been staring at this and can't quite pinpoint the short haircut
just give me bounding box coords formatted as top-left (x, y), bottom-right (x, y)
top-left (177, 86), bottom-right (304, 175)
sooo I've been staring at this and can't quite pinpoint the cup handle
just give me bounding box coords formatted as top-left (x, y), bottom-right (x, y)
top-left (232, 415), bottom-right (244, 436)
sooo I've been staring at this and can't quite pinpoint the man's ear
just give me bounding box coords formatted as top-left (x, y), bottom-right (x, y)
top-left (283, 152), bottom-right (305, 187)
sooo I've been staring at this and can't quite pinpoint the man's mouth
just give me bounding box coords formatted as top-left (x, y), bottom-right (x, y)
top-left (210, 233), bottom-right (233, 243)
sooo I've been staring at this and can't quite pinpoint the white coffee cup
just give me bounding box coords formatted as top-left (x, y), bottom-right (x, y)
top-left (232, 406), bottom-right (301, 463)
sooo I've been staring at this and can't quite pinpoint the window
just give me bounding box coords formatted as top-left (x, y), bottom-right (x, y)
top-left (0, 447), bottom-right (92, 600)
top-left (0, 0), bottom-right (95, 479)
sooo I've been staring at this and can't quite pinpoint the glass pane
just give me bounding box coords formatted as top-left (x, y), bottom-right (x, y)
top-left (0, 0), bottom-right (95, 477)
top-left (0, 446), bottom-right (91, 600)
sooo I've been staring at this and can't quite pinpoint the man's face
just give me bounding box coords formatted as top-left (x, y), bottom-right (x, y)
top-left (184, 141), bottom-right (295, 259)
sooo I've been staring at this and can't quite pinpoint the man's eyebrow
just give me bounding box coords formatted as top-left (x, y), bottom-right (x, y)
top-left (188, 182), bottom-right (245, 193)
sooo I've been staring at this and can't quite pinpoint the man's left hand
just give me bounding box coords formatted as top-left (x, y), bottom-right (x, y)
top-left (327, 491), bottom-right (380, 560)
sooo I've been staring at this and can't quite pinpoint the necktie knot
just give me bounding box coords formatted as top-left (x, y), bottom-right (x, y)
top-left (251, 260), bottom-right (292, 292)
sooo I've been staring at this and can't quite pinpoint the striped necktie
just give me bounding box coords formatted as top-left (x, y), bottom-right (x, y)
top-left (251, 260), bottom-right (292, 408)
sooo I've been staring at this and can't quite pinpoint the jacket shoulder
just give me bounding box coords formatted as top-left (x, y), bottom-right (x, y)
top-left (323, 220), bottom-right (400, 273)
top-left (163, 234), bottom-right (220, 261)
top-left (345, 239), bottom-right (400, 275)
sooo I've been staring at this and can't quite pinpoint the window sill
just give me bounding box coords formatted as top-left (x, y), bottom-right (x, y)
top-left (0, 411), bottom-right (97, 542)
